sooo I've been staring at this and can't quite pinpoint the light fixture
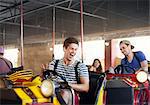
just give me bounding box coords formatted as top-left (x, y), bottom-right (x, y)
top-left (105, 41), bottom-right (109, 46)
top-left (41, 79), bottom-right (54, 97)
top-left (50, 47), bottom-right (53, 51)
top-left (136, 71), bottom-right (148, 83)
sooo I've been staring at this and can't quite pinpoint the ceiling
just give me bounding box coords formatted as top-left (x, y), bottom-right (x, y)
top-left (0, 0), bottom-right (149, 46)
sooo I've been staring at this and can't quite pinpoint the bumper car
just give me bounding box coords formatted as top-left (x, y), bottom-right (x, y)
top-left (95, 64), bottom-right (150, 105)
top-left (79, 71), bottom-right (105, 105)
top-left (42, 69), bottom-right (79, 105)
top-left (0, 68), bottom-right (78, 105)
top-left (0, 69), bottom-right (51, 105)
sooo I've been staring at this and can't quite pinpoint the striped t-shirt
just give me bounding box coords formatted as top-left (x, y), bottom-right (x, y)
top-left (48, 59), bottom-right (89, 84)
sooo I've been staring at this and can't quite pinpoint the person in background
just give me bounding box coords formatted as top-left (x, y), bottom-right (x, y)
top-left (46, 37), bottom-right (89, 105)
top-left (89, 59), bottom-right (103, 73)
top-left (0, 46), bottom-right (13, 74)
top-left (119, 40), bottom-right (148, 74)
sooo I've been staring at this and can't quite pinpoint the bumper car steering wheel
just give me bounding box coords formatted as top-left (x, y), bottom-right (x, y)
top-left (114, 64), bottom-right (136, 74)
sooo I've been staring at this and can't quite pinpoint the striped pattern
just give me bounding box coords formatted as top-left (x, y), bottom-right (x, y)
top-left (49, 59), bottom-right (89, 83)
top-left (7, 69), bottom-right (33, 82)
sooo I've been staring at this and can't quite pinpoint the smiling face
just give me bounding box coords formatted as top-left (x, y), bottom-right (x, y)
top-left (63, 43), bottom-right (79, 62)
top-left (120, 43), bottom-right (132, 56)
top-left (93, 60), bottom-right (100, 68)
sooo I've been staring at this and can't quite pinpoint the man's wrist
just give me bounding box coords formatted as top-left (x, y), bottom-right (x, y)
top-left (140, 67), bottom-right (148, 72)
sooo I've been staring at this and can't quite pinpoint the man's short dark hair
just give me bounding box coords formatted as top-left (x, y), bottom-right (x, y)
top-left (63, 37), bottom-right (79, 49)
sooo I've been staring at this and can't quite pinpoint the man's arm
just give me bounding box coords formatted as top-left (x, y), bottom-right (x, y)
top-left (140, 60), bottom-right (148, 72)
top-left (135, 51), bottom-right (148, 72)
top-left (69, 76), bottom-right (89, 92)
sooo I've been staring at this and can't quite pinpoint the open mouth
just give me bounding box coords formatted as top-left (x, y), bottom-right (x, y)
top-left (70, 53), bottom-right (75, 57)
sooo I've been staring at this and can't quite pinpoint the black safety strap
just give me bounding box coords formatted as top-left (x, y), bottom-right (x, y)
top-left (54, 60), bottom-right (59, 71)
top-left (55, 88), bottom-right (67, 105)
top-left (54, 60), bottom-right (80, 83)
top-left (54, 60), bottom-right (80, 104)
top-left (53, 60), bottom-right (67, 83)
top-left (75, 62), bottom-right (80, 84)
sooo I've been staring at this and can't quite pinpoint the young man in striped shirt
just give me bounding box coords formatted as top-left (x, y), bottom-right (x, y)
top-left (48, 37), bottom-right (89, 105)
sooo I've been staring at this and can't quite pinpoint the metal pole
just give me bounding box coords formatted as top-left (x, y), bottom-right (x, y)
top-left (56, 5), bottom-right (107, 20)
top-left (3, 22), bottom-right (50, 30)
top-left (20, 0), bottom-right (24, 66)
top-left (2, 25), bottom-right (6, 46)
top-left (80, 0), bottom-right (84, 63)
top-left (61, 32), bottom-right (65, 44)
top-left (52, 1), bottom-right (56, 59)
